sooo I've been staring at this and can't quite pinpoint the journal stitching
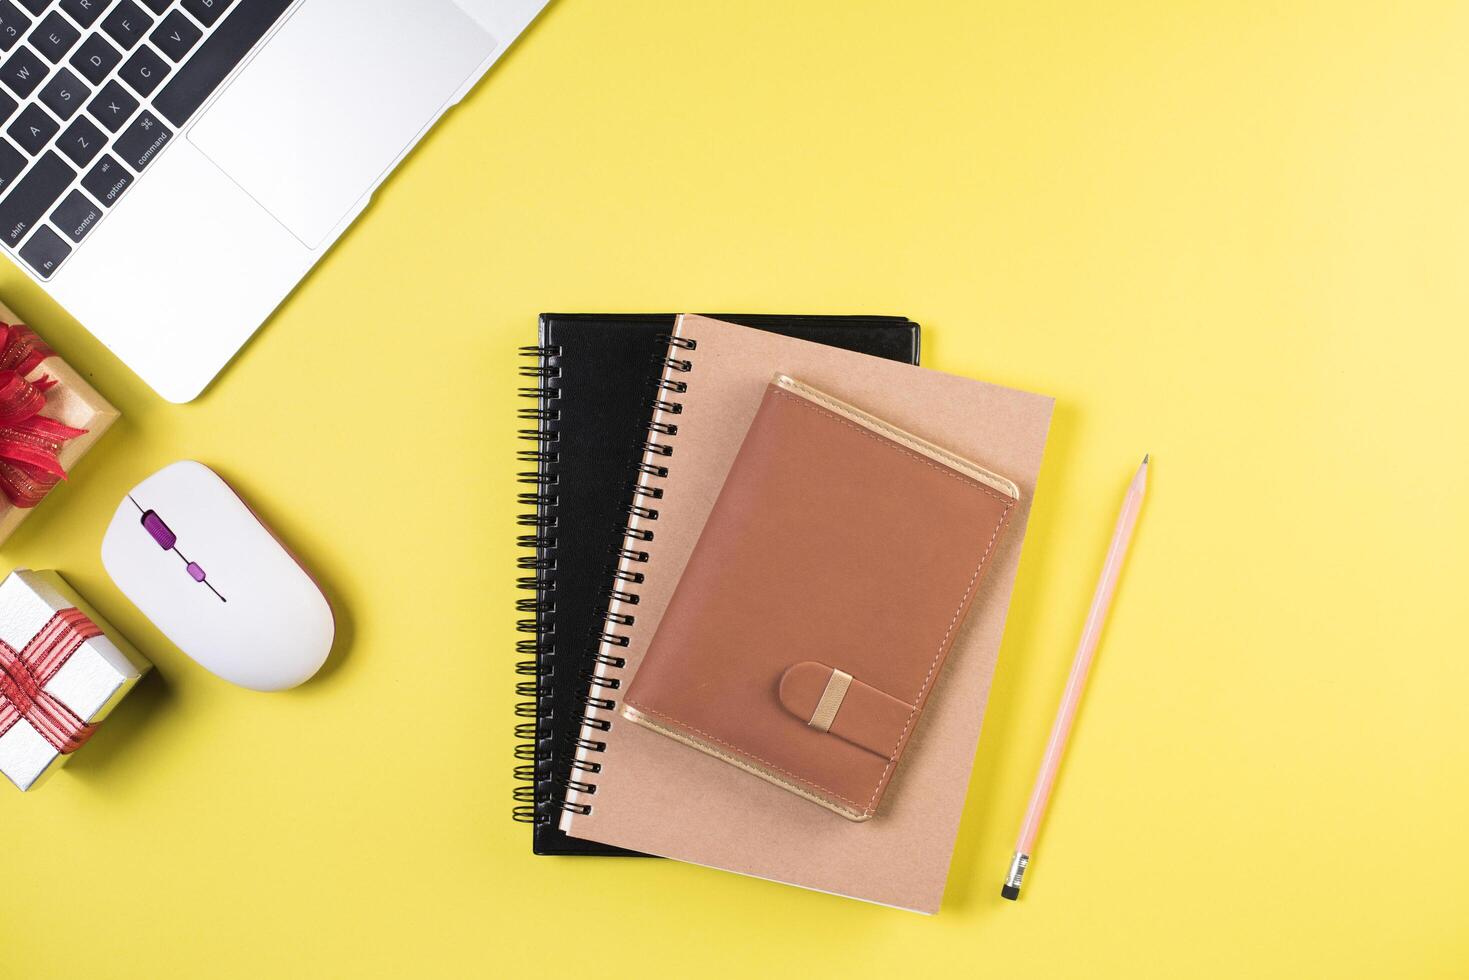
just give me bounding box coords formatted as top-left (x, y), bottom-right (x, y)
top-left (625, 388), bottom-right (1014, 817)
top-left (867, 504), bottom-right (1008, 811)
top-left (624, 698), bottom-right (868, 807)
top-left (771, 390), bottom-right (1014, 505)
top-left (773, 383), bottom-right (1018, 503)
top-left (624, 706), bottom-right (868, 819)
top-left (778, 374), bottom-right (1010, 478)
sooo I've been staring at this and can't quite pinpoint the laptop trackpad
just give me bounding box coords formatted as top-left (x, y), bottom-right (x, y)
top-left (189, 0), bottom-right (494, 249)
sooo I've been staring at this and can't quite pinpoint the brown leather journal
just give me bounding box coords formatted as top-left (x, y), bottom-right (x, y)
top-left (622, 375), bottom-right (1019, 821)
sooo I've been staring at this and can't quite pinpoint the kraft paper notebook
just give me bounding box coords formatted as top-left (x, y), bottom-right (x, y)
top-left (515, 315), bottom-right (920, 856)
top-left (559, 315), bottom-right (1053, 913)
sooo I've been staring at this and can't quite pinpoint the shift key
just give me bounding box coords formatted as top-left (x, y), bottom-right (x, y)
top-left (0, 151), bottom-right (74, 247)
top-left (114, 110), bottom-right (172, 171)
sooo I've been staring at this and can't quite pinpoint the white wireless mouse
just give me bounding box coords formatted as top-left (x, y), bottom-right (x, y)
top-left (101, 461), bottom-right (334, 691)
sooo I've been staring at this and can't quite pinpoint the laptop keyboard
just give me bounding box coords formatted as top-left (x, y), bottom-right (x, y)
top-left (0, 0), bottom-right (291, 279)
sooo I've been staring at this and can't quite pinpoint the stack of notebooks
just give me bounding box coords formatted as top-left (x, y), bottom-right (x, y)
top-left (514, 313), bottom-right (1053, 913)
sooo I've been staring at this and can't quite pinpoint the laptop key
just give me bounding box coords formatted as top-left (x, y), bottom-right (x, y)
top-left (70, 33), bottom-right (121, 85)
top-left (182, 0), bottom-right (232, 28)
top-left (8, 102), bottom-right (57, 153)
top-left (60, 0), bottom-right (111, 29)
top-left (0, 137), bottom-right (22, 193)
top-left (58, 113), bottom-right (103, 166)
top-left (2, 46), bottom-right (47, 99)
top-left (51, 188), bottom-right (101, 242)
top-left (0, 89), bottom-right (14, 122)
top-left (87, 79), bottom-right (137, 131)
top-left (33, 12), bottom-right (81, 63)
top-left (119, 43), bottom-right (167, 96)
top-left (0, 150), bottom-right (74, 246)
top-left (19, 224), bottom-right (69, 277)
top-left (102, 1), bottom-right (152, 51)
top-left (150, 11), bottom-right (201, 62)
top-left (140, 0), bottom-right (171, 11)
top-left (81, 152), bottom-right (130, 205)
top-left (14, 0), bottom-right (44, 17)
top-left (0, 2), bottom-right (31, 54)
top-left (113, 107), bottom-right (169, 170)
top-left (38, 66), bottom-right (88, 120)
top-left (154, 0), bottom-right (291, 127)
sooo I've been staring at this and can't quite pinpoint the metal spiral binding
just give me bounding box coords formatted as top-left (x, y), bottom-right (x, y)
top-left (554, 333), bottom-right (697, 818)
top-left (513, 344), bottom-right (561, 824)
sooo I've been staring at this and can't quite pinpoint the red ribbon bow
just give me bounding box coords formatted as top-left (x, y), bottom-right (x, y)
top-left (0, 608), bottom-right (105, 755)
top-left (0, 321), bottom-right (87, 508)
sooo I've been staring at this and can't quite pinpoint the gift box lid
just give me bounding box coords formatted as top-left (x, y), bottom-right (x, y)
top-left (0, 570), bottom-right (149, 791)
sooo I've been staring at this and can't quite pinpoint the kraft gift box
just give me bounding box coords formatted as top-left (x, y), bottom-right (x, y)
top-left (0, 569), bottom-right (150, 791)
top-left (0, 298), bottom-right (119, 547)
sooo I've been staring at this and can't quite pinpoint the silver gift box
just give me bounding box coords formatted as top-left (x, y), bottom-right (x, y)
top-left (0, 569), bottom-right (149, 791)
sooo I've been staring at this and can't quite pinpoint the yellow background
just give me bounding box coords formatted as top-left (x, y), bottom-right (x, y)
top-left (3, 1), bottom-right (1466, 976)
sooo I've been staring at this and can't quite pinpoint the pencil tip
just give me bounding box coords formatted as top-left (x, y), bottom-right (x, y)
top-left (1142, 453), bottom-right (1150, 465)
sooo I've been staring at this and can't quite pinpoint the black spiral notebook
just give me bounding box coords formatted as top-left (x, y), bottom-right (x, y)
top-left (516, 313), bottom-right (920, 855)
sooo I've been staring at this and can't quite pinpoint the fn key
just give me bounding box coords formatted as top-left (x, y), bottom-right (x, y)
top-left (19, 226), bottom-right (70, 278)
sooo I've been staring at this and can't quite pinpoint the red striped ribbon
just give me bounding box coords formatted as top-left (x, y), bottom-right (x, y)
top-left (0, 609), bottom-right (105, 755)
top-left (0, 322), bottom-right (88, 508)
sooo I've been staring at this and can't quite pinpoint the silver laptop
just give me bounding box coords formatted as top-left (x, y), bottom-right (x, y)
top-left (0, 0), bottom-right (546, 401)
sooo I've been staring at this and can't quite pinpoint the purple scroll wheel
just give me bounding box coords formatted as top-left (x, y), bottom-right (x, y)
top-left (141, 510), bottom-right (177, 550)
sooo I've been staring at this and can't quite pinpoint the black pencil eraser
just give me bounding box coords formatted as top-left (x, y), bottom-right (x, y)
top-left (1001, 885), bottom-right (1020, 901)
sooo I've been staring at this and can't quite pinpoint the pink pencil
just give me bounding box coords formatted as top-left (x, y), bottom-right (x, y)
top-left (1002, 455), bottom-right (1149, 901)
